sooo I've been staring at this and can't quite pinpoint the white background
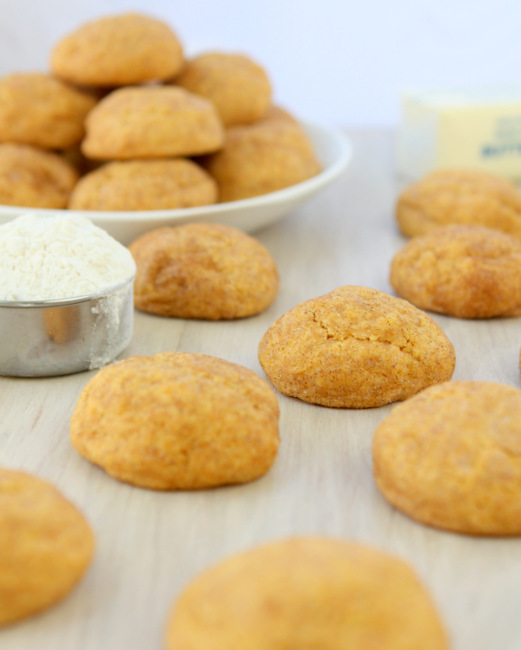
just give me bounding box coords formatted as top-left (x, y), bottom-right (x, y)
top-left (0, 0), bottom-right (520, 127)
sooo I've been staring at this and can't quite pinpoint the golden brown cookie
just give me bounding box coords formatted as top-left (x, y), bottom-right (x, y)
top-left (70, 352), bottom-right (280, 489)
top-left (390, 224), bottom-right (521, 318)
top-left (0, 143), bottom-right (78, 208)
top-left (396, 168), bottom-right (521, 239)
top-left (166, 537), bottom-right (449, 650)
top-left (175, 52), bottom-right (272, 126)
top-left (50, 12), bottom-right (184, 87)
top-left (0, 72), bottom-right (96, 149)
top-left (68, 159), bottom-right (217, 211)
top-left (373, 381), bottom-right (521, 535)
top-left (0, 468), bottom-right (94, 626)
top-left (81, 86), bottom-right (224, 160)
top-left (129, 223), bottom-right (279, 318)
top-left (202, 118), bottom-right (321, 201)
top-left (258, 285), bottom-right (455, 408)
top-left (262, 104), bottom-right (299, 124)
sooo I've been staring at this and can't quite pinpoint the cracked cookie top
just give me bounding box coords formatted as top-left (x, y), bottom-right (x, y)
top-left (70, 351), bottom-right (280, 490)
top-left (390, 224), bottom-right (521, 318)
top-left (373, 380), bottom-right (521, 535)
top-left (258, 285), bottom-right (455, 408)
top-left (128, 222), bottom-right (279, 319)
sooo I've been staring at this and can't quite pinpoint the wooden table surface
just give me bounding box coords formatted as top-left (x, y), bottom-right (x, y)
top-left (2, 128), bottom-right (521, 650)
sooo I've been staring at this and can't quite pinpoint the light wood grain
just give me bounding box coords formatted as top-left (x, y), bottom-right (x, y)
top-left (2, 129), bottom-right (521, 650)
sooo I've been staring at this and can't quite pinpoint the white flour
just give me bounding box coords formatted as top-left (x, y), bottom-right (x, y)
top-left (0, 213), bottom-right (136, 301)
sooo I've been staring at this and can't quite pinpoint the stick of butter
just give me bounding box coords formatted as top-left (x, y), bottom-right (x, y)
top-left (396, 86), bottom-right (521, 181)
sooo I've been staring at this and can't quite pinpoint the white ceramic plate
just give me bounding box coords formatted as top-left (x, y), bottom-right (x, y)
top-left (0, 123), bottom-right (352, 245)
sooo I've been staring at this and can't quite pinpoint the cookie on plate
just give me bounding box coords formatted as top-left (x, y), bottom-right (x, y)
top-left (70, 352), bottom-right (280, 490)
top-left (175, 52), bottom-right (272, 126)
top-left (165, 537), bottom-right (449, 650)
top-left (50, 12), bottom-right (184, 87)
top-left (0, 143), bottom-right (78, 208)
top-left (258, 285), bottom-right (455, 408)
top-left (390, 224), bottom-right (521, 318)
top-left (68, 159), bottom-right (218, 211)
top-left (81, 86), bottom-right (224, 160)
top-left (129, 223), bottom-right (279, 318)
top-left (262, 104), bottom-right (299, 124)
top-left (0, 72), bottom-right (97, 149)
top-left (373, 381), bottom-right (521, 535)
top-left (396, 168), bottom-right (521, 239)
top-left (0, 468), bottom-right (94, 626)
top-left (202, 118), bottom-right (321, 201)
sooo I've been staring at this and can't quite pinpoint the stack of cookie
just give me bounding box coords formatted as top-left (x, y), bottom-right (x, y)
top-left (0, 12), bottom-right (321, 212)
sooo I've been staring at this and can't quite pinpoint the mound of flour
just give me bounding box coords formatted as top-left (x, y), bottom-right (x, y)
top-left (0, 213), bottom-right (136, 301)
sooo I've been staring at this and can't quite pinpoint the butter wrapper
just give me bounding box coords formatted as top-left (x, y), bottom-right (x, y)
top-left (396, 86), bottom-right (521, 181)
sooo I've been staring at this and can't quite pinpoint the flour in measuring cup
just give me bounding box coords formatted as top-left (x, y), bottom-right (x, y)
top-left (0, 213), bottom-right (136, 301)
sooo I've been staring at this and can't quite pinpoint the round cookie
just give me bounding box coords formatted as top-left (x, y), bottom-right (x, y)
top-left (0, 143), bottom-right (78, 208)
top-left (68, 159), bottom-right (218, 211)
top-left (262, 104), bottom-right (299, 124)
top-left (129, 223), bottom-right (279, 319)
top-left (258, 285), bottom-right (455, 408)
top-left (50, 12), bottom-right (184, 87)
top-left (373, 381), bottom-right (521, 535)
top-left (390, 224), bottom-right (521, 318)
top-left (70, 352), bottom-right (280, 489)
top-left (0, 72), bottom-right (97, 149)
top-left (0, 468), bottom-right (94, 626)
top-left (175, 52), bottom-right (272, 126)
top-left (202, 118), bottom-right (321, 201)
top-left (165, 537), bottom-right (449, 650)
top-left (81, 86), bottom-right (224, 160)
top-left (396, 168), bottom-right (521, 239)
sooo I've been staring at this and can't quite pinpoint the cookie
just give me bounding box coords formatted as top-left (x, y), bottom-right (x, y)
top-left (396, 168), bottom-right (521, 239)
top-left (262, 104), bottom-right (299, 124)
top-left (373, 381), bottom-right (521, 535)
top-left (175, 52), bottom-right (272, 126)
top-left (0, 143), bottom-right (78, 208)
top-left (81, 86), bottom-right (224, 160)
top-left (0, 468), bottom-right (94, 626)
top-left (202, 118), bottom-right (321, 201)
top-left (166, 537), bottom-right (449, 650)
top-left (68, 159), bottom-right (218, 211)
top-left (0, 72), bottom-right (97, 149)
top-left (390, 224), bottom-right (521, 318)
top-left (258, 285), bottom-right (455, 408)
top-left (70, 352), bottom-right (280, 489)
top-left (129, 223), bottom-right (279, 319)
top-left (50, 12), bottom-right (184, 87)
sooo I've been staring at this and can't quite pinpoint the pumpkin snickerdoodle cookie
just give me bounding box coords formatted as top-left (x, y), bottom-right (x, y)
top-left (70, 352), bottom-right (280, 490)
top-left (165, 537), bottom-right (449, 650)
top-left (82, 86), bottom-right (224, 160)
top-left (0, 143), bottom-right (78, 208)
top-left (203, 118), bottom-right (321, 201)
top-left (396, 168), bottom-right (521, 239)
top-left (390, 224), bottom-right (521, 318)
top-left (258, 285), bottom-right (455, 408)
top-left (175, 51), bottom-right (272, 126)
top-left (0, 72), bottom-right (97, 149)
top-left (373, 381), bottom-right (521, 535)
top-left (129, 222), bottom-right (279, 319)
top-left (0, 468), bottom-right (94, 626)
top-left (68, 159), bottom-right (218, 211)
top-left (50, 12), bottom-right (184, 87)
